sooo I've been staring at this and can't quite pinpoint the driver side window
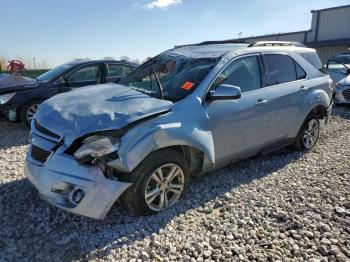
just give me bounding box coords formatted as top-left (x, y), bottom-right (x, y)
top-left (68, 65), bottom-right (99, 83)
top-left (213, 55), bottom-right (261, 93)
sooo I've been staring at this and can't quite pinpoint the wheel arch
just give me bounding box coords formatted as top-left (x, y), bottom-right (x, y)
top-left (110, 125), bottom-right (215, 174)
top-left (18, 98), bottom-right (45, 123)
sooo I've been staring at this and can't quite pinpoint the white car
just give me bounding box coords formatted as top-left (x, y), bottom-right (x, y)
top-left (327, 54), bottom-right (350, 105)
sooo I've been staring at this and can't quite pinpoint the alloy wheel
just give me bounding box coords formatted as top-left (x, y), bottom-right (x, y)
top-left (302, 119), bottom-right (319, 149)
top-left (26, 104), bottom-right (39, 123)
top-left (144, 163), bottom-right (185, 212)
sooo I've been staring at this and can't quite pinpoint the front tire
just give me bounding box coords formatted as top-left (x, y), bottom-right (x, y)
top-left (19, 100), bottom-right (43, 127)
top-left (121, 149), bottom-right (189, 216)
top-left (293, 115), bottom-right (320, 150)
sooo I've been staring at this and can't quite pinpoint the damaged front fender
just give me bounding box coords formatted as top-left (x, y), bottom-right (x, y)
top-left (108, 95), bottom-right (215, 173)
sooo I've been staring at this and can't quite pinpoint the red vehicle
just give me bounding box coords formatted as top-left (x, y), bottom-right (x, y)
top-left (7, 60), bottom-right (25, 75)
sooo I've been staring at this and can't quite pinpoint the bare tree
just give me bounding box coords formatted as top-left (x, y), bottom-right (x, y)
top-left (0, 55), bottom-right (7, 71)
top-left (103, 56), bottom-right (115, 60)
top-left (132, 58), bottom-right (141, 64)
top-left (120, 56), bottom-right (131, 62)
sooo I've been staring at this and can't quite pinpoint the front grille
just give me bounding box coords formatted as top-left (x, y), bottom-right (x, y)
top-left (342, 89), bottom-right (350, 101)
top-left (31, 144), bottom-right (51, 164)
top-left (34, 119), bottom-right (61, 140)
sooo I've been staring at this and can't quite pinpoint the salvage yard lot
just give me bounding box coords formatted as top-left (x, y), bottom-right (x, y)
top-left (0, 108), bottom-right (349, 261)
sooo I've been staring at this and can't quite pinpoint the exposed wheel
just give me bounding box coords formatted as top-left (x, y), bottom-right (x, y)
top-left (19, 100), bottom-right (43, 127)
top-left (293, 115), bottom-right (320, 150)
top-left (121, 149), bottom-right (189, 216)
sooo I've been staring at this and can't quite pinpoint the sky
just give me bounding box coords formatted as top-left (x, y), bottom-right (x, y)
top-left (0, 0), bottom-right (349, 68)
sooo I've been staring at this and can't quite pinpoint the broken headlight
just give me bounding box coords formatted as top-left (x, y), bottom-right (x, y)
top-left (74, 135), bottom-right (120, 163)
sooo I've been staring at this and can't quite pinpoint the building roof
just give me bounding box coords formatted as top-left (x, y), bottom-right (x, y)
top-left (311, 4), bottom-right (350, 13)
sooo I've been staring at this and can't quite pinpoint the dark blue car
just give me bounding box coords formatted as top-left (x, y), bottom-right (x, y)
top-left (0, 60), bottom-right (138, 125)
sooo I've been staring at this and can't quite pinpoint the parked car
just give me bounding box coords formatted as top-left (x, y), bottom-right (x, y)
top-left (0, 60), bottom-right (138, 125)
top-left (326, 54), bottom-right (350, 105)
top-left (25, 41), bottom-right (333, 219)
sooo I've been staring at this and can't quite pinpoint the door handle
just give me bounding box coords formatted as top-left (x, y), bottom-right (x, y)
top-left (256, 98), bottom-right (268, 105)
top-left (300, 85), bottom-right (308, 93)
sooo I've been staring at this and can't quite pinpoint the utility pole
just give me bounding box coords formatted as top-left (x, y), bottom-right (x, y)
top-left (33, 57), bottom-right (36, 69)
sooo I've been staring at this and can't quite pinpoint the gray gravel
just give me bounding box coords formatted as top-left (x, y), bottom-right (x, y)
top-left (0, 107), bottom-right (350, 262)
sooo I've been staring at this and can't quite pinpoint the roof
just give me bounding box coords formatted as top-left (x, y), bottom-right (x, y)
top-left (169, 44), bottom-right (249, 58)
top-left (311, 4), bottom-right (350, 13)
top-left (67, 60), bottom-right (139, 67)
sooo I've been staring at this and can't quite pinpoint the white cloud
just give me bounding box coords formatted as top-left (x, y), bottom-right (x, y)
top-left (145, 0), bottom-right (182, 9)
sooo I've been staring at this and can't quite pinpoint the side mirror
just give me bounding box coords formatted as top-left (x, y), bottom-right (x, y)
top-left (56, 76), bottom-right (67, 85)
top-left (208, 84), bottom-right (241, 100)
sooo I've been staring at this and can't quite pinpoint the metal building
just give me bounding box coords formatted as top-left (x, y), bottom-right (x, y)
top-left (235, 4), bottom-right (350, 63)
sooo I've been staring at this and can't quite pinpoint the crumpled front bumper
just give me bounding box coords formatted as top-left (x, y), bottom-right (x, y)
top-left (25, 147), bottom-right (131, 219)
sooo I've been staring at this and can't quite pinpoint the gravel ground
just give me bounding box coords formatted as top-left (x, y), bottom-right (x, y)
top-left (0, 107), bottom-right (349, 262)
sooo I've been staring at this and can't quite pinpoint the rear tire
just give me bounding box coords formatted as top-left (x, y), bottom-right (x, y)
top-left (121, 149), bottom-right (189, 216)
top-left (292, 114), bottom-right (320, 150)
top-left (19, 100), bottom-right (43, 127)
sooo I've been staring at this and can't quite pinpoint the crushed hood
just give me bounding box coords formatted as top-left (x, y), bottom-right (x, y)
top-left (0, 74), bottom-right (39, 94)
top-left (338, 74), bottom-right (350, 86)
top-left (35, 83), bottom-right (173, 142)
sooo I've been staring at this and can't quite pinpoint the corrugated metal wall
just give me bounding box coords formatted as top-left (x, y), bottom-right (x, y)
top-left (242, 32), bottom-right (306, 44)
top-left (317, 6), bottom-right (350, 41)
top-left (315, 45), bottom-right (349, 64)
top-left (239, 5), bottom-right (350, 63)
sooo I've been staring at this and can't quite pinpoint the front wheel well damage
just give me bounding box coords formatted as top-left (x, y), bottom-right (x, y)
top-left (159, 145), bottom-right (204, 175)
top-left (111, 145), bottom-right (205, 182)
top-left (311, 105), bottom-right (327, 119)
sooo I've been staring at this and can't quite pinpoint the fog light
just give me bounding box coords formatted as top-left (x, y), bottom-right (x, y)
top-left (8, 110), bottom-right (17, 122)
top-left (69, 188), bottom-right (84, 204)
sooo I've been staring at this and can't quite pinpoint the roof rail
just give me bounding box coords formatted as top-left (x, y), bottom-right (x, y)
top-left (249, 41), bottom-right (306, 47)
top-left (175, 39), bottom-right (248, 48)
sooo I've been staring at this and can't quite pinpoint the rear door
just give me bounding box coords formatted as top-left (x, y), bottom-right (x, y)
top-left (104, 63), bottom-right (134, 83)
top-left (261, 53), bottom-right (307, 143)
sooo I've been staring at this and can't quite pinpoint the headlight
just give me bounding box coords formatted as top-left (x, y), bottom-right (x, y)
top-left (74, 135), bottom-right (120, 162)
top-left (0, 93), bottom-right (16, 104)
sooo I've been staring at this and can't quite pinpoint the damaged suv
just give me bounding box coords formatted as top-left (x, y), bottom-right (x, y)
top-left (25, 41), bottom-right (333, 219)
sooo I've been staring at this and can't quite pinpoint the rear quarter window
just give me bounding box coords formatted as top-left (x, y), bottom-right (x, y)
top-left (298, 52), bottom-right (325, 73)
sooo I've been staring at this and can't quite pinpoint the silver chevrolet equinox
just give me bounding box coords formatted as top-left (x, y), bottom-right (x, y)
top-left (25, 41), bottom-right (333, 219)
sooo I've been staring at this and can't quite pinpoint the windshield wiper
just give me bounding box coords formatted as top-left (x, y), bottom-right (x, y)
top-left (150, 65), bottom-right (164, 100)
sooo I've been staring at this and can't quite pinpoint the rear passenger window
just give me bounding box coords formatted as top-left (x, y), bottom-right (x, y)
top-left (295, 62), bottom-right (306, 79)
top-left (264, 54), bottom-right (296, 86)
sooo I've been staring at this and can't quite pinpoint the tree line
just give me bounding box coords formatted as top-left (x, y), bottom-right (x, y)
top-left (0, 54), bottom-right (144, 72)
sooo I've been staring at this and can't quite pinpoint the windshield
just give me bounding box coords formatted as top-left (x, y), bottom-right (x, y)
top-left (36, 63), bottom-right (73, 81)
top-left (119, 53), bottom-right (220, 102)
top-left (327, 59), bottom-right (350, 83)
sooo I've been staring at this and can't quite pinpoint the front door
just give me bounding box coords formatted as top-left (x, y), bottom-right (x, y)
top-left (205, 54), bottom-right (269, 167)
top-left (59, 63), bottom-right (102, 92)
